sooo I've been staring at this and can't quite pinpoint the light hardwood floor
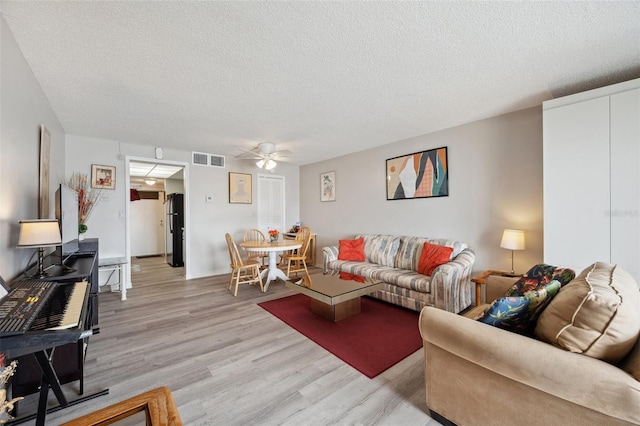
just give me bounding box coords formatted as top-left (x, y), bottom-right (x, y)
top-left (19, 257), bottom-right (441, 425)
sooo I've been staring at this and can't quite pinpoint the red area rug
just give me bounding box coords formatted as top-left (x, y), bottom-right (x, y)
top-left (258, 294), bottom-right (422, 378)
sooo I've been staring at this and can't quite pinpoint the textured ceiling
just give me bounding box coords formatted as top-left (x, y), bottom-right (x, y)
top-left (2, 1), bottom-right (639, 165)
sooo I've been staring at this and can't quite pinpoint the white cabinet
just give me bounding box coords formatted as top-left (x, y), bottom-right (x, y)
top-left (543, 79), bottom-right (640, 281)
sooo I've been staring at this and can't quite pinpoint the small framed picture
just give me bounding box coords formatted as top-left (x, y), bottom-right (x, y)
top-left (91, 164), bottom-right (116, 190)
top-left (320, 171), bottom-right (336, 202)
top-left (229, 172), bottom-right (252, 204)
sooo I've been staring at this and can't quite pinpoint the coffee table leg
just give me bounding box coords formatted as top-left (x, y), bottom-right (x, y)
top-left (311, 297), bottom-right (361, 321)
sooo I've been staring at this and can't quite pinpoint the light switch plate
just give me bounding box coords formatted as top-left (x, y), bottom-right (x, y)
top-left (155, 147), bottom-right (163, 159)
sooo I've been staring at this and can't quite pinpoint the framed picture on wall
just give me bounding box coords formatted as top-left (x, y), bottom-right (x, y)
top-left (91, 164), bottom-right (116, 190)
top-left (386, 146), bottom-right (449, 200)
top-left (320, 171), bottom-right (336, 202)
top-left (39, 125), bottom-right (51, 218)
top-left (229, 172), bottom-right (252, 204)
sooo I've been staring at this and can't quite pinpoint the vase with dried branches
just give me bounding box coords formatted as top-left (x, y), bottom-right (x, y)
top-left (0, 359), bottom-right (23, 424)
top-left (65, 172), bottom-right (102, 239)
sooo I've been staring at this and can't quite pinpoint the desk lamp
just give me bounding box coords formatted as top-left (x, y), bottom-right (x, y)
top-left (17, 219), bottom-right (62, 278)
top-left (500, 229), bottom-right (525, 275)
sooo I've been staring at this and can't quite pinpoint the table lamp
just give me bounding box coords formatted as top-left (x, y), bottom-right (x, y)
top-left (500, 229), bottom-right (525, 275)
top-left (17, 219), bottom-right (62, 278)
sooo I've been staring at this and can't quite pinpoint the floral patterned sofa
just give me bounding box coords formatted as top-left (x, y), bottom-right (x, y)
top-left (322, 234), bottom-right (475, 313)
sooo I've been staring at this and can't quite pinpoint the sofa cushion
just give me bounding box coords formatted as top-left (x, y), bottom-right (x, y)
top-left (506, 264), bottom-right (576, 296)
top-left (535, 262), bottom-right (640, 363)
top-left (338, 238), bottom-right (365, 261)
top-left (476, 280), bottom-right (561, 333)
top-left (374, 268), bottom-right (431, 293)
top-left (395, 237), bottom-right (426, 271)
top-left (417, 242), bottom-right (453, 275)
top-left (362, 235), bottom-right (400, 267)
top-left (327, 260), bottom-right (392, 279)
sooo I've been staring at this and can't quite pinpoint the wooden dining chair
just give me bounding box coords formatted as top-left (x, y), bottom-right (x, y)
top-left (225, 233), bottom-right (264, 296)
top-left (243, 228), bottom-right (268, 268)
top-left (281, 226), bottom-right (312, 278)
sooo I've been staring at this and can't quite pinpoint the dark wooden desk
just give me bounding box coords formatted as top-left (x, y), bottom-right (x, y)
top-left (11, 240), bottom-right (99, 398)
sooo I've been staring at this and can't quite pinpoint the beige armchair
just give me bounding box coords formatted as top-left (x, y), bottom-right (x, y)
top-left (419, 264), bottom-right (640, 425)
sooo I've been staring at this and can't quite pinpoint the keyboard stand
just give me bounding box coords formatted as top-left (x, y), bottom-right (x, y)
top-left (8, 348), bottom-right (109, 426)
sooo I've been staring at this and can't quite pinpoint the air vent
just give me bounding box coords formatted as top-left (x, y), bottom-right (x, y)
top-left (210, 155), bottom-right (225, 168)
top-left (192, 152), bottom-right (208, 166)
top-left (192, 152), bottom-right (225, 168)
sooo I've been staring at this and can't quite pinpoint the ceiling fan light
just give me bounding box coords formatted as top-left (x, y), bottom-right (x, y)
top-left (265, 159), bottom-right (277, 170)
top-left (256, 159), bottom-right (265, 168)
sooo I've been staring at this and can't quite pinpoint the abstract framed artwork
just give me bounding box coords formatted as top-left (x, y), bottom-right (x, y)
top-left (39, 126), bottom-right (51, 218)
top-left (91, 164), bottom-right (116, 190)
top-left (229, 172), bottom-right (252, 204)
top-left (320, 171), bottom-right (336, 202)
top-left (386, 147), bottom-right (448, 200)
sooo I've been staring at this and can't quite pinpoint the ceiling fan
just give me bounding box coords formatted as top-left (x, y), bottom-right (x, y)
top-left (236, 142), bottom-right (292, 170)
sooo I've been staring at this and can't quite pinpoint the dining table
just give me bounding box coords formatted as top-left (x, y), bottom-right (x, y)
top-left (240, 239), bottom-right (302, 291)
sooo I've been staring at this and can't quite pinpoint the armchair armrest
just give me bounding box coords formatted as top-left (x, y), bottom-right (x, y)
top-left (485, 275), bottom-right (520, 302)
top-left (430, 248), bottom-right (475, 313)
top-left (419, 307), bottom-right (640, 424)
top-left (322, 245), bottom-right (339, 273)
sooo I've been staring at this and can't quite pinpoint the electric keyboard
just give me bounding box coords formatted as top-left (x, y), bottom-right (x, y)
top-left (0, 280), bottom-right (88, 337)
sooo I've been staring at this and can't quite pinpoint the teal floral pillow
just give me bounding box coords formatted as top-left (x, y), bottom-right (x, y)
top-left (506, 263), bottom-right (575, 296)
top-left (475, 296), bottom-right (531, 329)
top-left (476, 280), bottom-right (562, 334)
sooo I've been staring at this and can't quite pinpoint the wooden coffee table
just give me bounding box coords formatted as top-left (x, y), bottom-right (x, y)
top-left (285, 273), bottom-right (384, 321)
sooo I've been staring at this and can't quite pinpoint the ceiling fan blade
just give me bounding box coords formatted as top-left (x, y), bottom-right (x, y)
top-left (273, 149), bottom-right (292, 156)
top-left (235, 148), bottom-right (263, 159)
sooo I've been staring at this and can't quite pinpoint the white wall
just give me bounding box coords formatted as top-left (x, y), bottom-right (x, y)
top-left (1, 17), bottom-right (65, 280)
top-left (64, 134), bottom-right (300, 279)
top-left (300, 106), bottom-right (544, 274)
top-left (2, 13), bottom-right (539, 281)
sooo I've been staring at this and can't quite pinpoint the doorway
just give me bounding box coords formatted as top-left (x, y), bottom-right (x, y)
top-left (125, 157), bottom-right (190, 287)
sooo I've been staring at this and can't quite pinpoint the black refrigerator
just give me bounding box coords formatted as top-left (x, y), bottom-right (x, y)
top-left (166, 193), bottom-right (184, 267)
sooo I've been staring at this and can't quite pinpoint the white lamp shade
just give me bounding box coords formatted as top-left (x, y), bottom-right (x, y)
top-left (17, 219), bottom-right (62, 248)
top-left (256, 159), bottom-right (265, 168)
top-left (265, 159), bottom-right (277, 170)
top-left (500, 229), bottom-right (525, 250)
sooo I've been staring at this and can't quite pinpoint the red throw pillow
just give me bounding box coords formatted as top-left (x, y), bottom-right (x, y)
top-left (417, 242), bottom-right (453, 275)
top-left (339, 272), bottom-right (365, 283)
top-left (338, 238), bottom-right (366, 261)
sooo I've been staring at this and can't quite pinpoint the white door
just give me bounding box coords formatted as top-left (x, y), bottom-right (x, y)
top-left (257, 174), bottom-right (285, 235)
top-left (130, 195), bottom-right (165, 256)
top-left (610, 88), bottom-right (640, 281)
top-left (543, 96), bottom-right (610, 271)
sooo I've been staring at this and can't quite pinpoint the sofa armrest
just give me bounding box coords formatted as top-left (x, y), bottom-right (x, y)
top-left (322, 245), bottom-right (339, 273)
top-left (485, 275), bottom-right (520, 302)
top-left (429, 248), bottom-right (475, 313)
top-left (419, 307), bottom-right (640, 424)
